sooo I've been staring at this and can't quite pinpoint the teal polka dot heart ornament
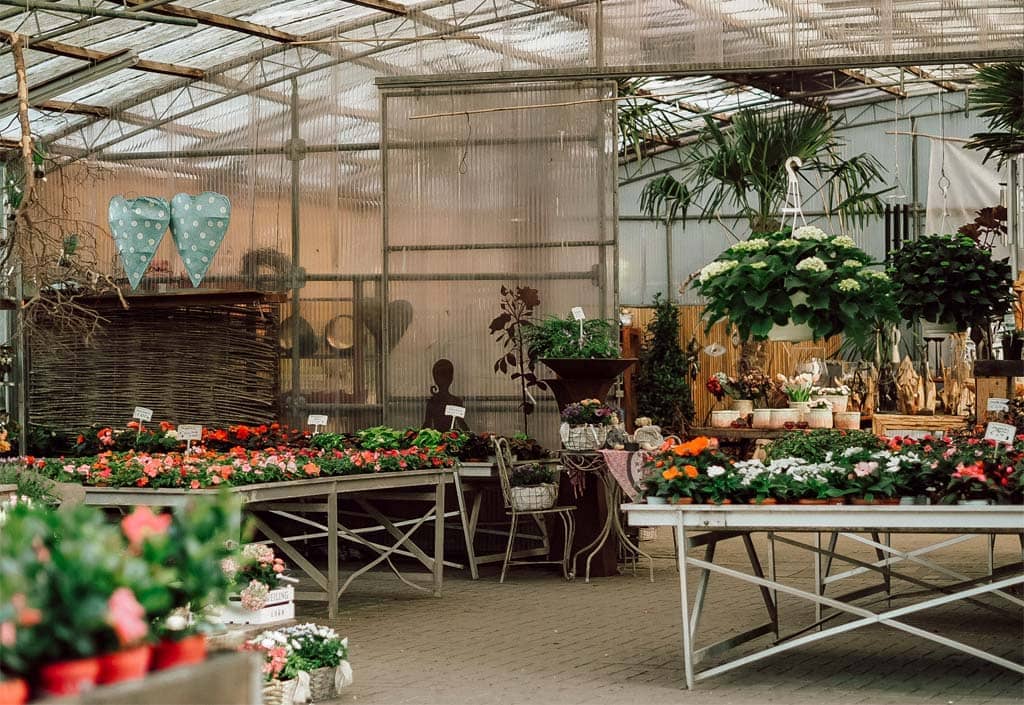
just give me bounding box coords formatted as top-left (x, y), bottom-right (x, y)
top-left (107, 195), bottom-right (170, 290)
top-left (170, 192), bottom-right (231, 287)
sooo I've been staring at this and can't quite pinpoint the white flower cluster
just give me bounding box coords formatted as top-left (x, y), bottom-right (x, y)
top-left (777, 238), bottom-right (800, 247)
top-left (698, 259), bottom-right (739, 283)
top-left (863, 270), bottom-right (890, 281)
top-left (706, 465), bottom-right (727, 478)
top-left (813, 385), bottom-right (851, 396)
top-left (751, 261), bottom-right (768, 269)
top-left (251, 622), bottom-right (351, 667)
top-left (793, 226), bottom-right (829, 241)
top-left (842, 259), bottom-right (863, 268)
top-left (837, 278), bottom-right (861, 292)
top-left (729, 238), bottom-right (771, 253)
top-left (795, 256), bottom-right (827, 273)
top-left (831, 235), bottom-right (857, 248)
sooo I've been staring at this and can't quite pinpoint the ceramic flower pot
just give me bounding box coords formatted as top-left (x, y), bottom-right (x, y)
top-left (770, 408), bottom-right (800, 429)
top-left (824, 395), bottom-right (849, 413)
top-left (730, 399), bottom-right (754, 415)
top-left (645, 496), bottom-right (667, 505)
top-left (751, 409), bottom-right (772, 429)
top-left (767, 293), bottom-right (814, 341)
top-left (97, 645), bottom-right (152, 684)
top-left (711, 410), bottom-right (741, 428)
top-left (807, 408), bottom-right (834, 429)
top-left (37, 656), bottom-right (100, 696)
top-left (956, 498), bottom-right (992, 506)
top-left (834, 411), bottom-right (861, 430)
top-left (788, 400), bottom-right (811, 417)
top-left (152, 634), bottom-right (207, 671)
top-left (0, 678), bottom-right (28, 705)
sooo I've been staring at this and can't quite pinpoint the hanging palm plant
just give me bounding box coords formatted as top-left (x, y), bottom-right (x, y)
top-left (616, 78), bottom-right (687, 162)
top-left (965, 62), bottom-right (1024, 167)
top-left (635, 105), bottom-right (889, 234)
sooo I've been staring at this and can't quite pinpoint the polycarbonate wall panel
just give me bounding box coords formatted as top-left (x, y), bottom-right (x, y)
top-left (383, 81), bottom-right (616, 446)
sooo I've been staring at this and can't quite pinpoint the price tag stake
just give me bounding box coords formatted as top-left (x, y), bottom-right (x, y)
top-left (307, 414), bottom-right (328, 435)
top-left (571, 307), bottom-right (585, 349)
top-left (444, 404), bottom-right (466, 431)
top-left (133, 406), bottom-right (153, 441)
top-left (984, 422), bottom-right (1016, 445)
top-left (178, 424), bottom-right (203, 453)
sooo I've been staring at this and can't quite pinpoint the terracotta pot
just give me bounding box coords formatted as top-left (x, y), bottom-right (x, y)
top-left (834, 411), bottom-right (861, 430)
top-left (668, 496), bottom-right (693, 505)
top-left (706, 499), bottom-right (732, 505)
top-left (748, 497), bottom-right (778, 505)
top-left (852, 497), bottom-right (897, 505)
top-left (827, 497), bottom-right (846, 505)
top-left (797, 498), bottom-right (828, 505)
top-left (37, 656), bottom-right (100, 697)
top-left (0, 678), bottom-right (28, 705)
top-left (152, 634), bottom-right (207, 671)
top-left (97, 645), bottom-right (152, 685)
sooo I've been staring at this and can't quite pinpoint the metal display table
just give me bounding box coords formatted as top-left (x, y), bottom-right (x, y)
top-left (624, 504), bottom-right (1024, 689)
top-left (84, 469), bottom-right (477, 618)
top-left (562, 451), bottom-right (652, 583)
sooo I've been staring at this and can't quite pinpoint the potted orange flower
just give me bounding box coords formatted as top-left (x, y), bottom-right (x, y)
top-left (641, 436), bottom-right (731, 503)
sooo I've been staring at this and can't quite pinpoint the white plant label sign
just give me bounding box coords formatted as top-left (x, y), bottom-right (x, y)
top-left (444, 405), bottom-right (466, 419)
top-left (983, 422), bottom-right (1016, 444)
top-left (133, 406), bottom-right (153, 422)
top-left (571, 306), bottom-right (586, 321)
top-left (986, 397), bottom-right (1009, 413)
top-left (178, 424), bottom-right (203, 441)
top-left (307, 414), bottom-right (328, 427)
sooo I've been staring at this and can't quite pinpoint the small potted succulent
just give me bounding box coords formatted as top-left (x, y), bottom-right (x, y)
top-left (889, 233), bottom-right (1014, 338)
top-left (508, 463), bottom-right (558, 511)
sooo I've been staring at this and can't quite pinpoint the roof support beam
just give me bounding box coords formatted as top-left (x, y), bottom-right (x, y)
top-left (904, 65), bottom-right (961, 92)
top-left (1, 34), bottom-right (204, 79)
top-left (99, 0), bottom-right (300, 42)
top-left (342, 0), bottom-right (407, 15)
top-left (0, 0), bottom-right (196, 26)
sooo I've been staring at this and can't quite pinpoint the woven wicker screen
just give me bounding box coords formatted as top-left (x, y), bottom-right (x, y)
top-left (29, 302), bottom-right (280, 434)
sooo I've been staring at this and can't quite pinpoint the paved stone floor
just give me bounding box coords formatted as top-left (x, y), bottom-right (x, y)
top-left (299, 531), bottom-right (1023, 705)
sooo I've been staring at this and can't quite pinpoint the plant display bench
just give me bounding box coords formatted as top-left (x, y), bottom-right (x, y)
top-left (34, 652), bottom-right (262, 704)
top-left (624, 503), bottom-right (1024, 689)
top-left (83, 469), bottom-right (477, 619)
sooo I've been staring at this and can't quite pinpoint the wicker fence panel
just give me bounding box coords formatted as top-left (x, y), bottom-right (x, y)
top-left (29, 303), bottom-right (280, 434)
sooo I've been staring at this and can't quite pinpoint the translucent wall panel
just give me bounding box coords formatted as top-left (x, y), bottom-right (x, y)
top-left (383, 81), bottom-right (616, 446)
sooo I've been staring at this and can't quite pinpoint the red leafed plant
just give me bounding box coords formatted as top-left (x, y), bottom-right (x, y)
top-left (490, 286), bottom-right (547, 435)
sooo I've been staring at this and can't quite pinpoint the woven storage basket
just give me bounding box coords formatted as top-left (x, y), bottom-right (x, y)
top-left (308, 666), bottom-right (338, 702)
top-left (510, 483), bottom-right (557, 511)
top-left (562, 424), bottom-right (608, 451)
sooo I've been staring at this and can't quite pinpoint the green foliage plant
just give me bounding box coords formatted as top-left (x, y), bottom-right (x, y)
top-left (523, 315), bottom-right (619, 359)
top-left (965, 62), bottom-right (1024, 167)
top-left (634, 293), bottom-right (694, 432)
top-left (765, 429), bottom-right (884, 463)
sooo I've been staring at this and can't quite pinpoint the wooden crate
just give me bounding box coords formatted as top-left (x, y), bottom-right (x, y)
top-left (871, 413), bottom-right (968, 438)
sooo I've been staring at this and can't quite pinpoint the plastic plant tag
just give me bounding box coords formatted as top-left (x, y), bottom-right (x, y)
top-left (133, 406), bottom-right (153, 422)
top-left (444, 405), bottom-right (466, 418)
top-left (571, 306), bottom-right (586, 321)
top-left (170, 192), bottom-right (231, 287)
top-left (108, 196), bottom-right (170, 290)
top-left (307, 414), bottom-right (328, 427)
top-left (983, 422), bottom-right (1016, 444)
top-left (986, 397), bottom-right (1009, 413)
top-left (178, 424), bottom-right (203, 441)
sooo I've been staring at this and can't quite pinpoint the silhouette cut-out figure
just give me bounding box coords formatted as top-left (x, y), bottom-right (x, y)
top-left (423, 358), bottom-right (470, 432)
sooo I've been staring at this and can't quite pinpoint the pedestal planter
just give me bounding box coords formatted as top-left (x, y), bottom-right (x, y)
top-left (37, 656), bottom-right (100, 696)
top-left (97, 645), bottom-right (152, 685)
top-left (540, 358), bottom-right (636, 410)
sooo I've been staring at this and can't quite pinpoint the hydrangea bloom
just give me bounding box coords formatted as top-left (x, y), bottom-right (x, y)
top-left (864, 270), bottom-right (890, 281)
top-left (831, 235), bottom-right (857, 248)
top-left (750, 261), bottom-right (768, 269)
top-left (838, 278), bottom-right (861, 292)
top-left (795, 256), bottom-right (827, 273)
top-left (842, 259), bottom-right (863, 268)
top-left (777, 238), bottom-right (800, 247)
top-left (729, 238), bottom-right (771, 253)
top-left (698, 259), bottom-right (739, 283)
top-left (793, 226), bottom-right (829, 241)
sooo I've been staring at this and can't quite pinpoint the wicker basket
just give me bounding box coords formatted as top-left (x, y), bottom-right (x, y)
top-left (510, 483), bottom-right (558, 511)
top-left (308, 666), bottom-right (338, 702)
top-left (562, 424), bottom-right (608, 451)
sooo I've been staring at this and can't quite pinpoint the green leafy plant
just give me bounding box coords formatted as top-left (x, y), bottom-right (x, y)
top-left (889, 234), bottom-right (1014, 332)
top-left (965, 62), bottom-right (1024, 167)
top-left (523, 315), bottom-right (619, 359)
top-left (355, 426), bottom-right (405, 450)
top-left (693, 227), bottom-right (899, 347)
top-left (766, 429), bottom-right (884, 463)
top-left (490, 286), bottom-right (547, 434)
top-left (509, 463), bottom-right (556, 487)
top-left (634, 293), bottom-right (695, 433)
top-left (637, 105), bottom-right (888, 233)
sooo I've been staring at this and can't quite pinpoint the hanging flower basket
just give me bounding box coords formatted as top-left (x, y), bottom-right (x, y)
top-left (510, 483), bottom-right (558, 511)
top-left (561, 424), bottom-right (608, 451)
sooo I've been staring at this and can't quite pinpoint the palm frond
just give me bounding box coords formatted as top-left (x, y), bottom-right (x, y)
top-left (639, 174), bottom-right (691, 222)
top-left (965, 62), bottom-right (1024, 166)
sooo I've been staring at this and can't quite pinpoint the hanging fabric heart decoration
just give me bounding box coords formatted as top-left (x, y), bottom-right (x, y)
top-left (169, 192), bottom-right (231, 287)
top-left (107, 196), bottom-right (170, 290)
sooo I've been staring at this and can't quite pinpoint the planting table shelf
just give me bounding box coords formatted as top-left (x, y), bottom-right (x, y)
top-left (34, 652), bottom-right (261, 704)
top-left (624, 503), bottom-right (1024, 689)
top-left (83, 469), bottom-right (477, 618)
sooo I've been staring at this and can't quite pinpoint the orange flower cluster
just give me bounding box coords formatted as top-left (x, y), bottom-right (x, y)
top-left (661, 464), bottom-right (699, 481)
top-left (671, 436), bottom-right (712, 457)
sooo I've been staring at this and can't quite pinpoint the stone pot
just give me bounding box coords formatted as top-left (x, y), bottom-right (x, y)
top-left (711, 410), bottom-right (741, 428)
top-left (807, 408), bottom-right (834, 429)
top-left (751, 409), bottom-right (772, 429)
top-left (834, 411), bottom-right (861, 430)
top-left (730, 399), bottom-right (754, 415)
top-left (770, 408), bottom-right (801, 429)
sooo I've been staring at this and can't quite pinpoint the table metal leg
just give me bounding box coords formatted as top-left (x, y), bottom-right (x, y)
top-left (434, 479), bottom-right (445, 597)
top-left (675, 516), bottom-right (695, 689)
top-left (605, 477), bottom-right (654, 582)
top-left (814, 532), bottom-right (823, 625)
top-left (328, 489), bottom-right (338, 619)
top-left (768, 532), bottom-right (778, 637)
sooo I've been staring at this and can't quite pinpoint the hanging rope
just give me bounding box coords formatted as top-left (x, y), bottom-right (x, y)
top-left (938, 64), bottom-right (951, 233)
top-left (780, 156), bottom-right (807, 231)
top-left (887, 68), bottom-right (906, 201)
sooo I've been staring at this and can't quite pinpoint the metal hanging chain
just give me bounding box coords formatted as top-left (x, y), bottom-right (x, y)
top-left (780, 156), bottom-right (807, 231)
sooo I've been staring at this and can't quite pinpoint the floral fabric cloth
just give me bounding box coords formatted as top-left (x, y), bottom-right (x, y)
top-left (599, 449), bottom-right (652, 501)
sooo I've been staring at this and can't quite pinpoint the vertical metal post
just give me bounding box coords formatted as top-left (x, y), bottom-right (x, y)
top-left (379, 93), bottom-right (391, 425)
top-left (288, 78), bottom-right (303, 425)
top-left (910, 116), bottom-right (920, 241)
top-left (665, 217), bottom-right (673, 301)
top-left (593, 0), bottom-right (604, 69)
top-left (598, 82), bottom-right (610, 321)
top-left (433, 476), bottom-right (446, 597)
top-left (675, 515), bottom-right (694, 689)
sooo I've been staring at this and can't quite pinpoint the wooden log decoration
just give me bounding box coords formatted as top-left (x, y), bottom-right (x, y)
top-left (942, 333), bottom-right (973, 416)
top-left (895, 357), bottom-right (921, 415)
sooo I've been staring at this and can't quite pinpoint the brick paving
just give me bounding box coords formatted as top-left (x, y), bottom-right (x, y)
top-left (299, 531), bottom-right (1023, 705)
